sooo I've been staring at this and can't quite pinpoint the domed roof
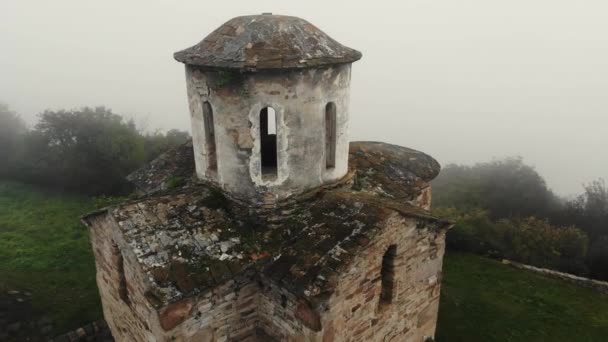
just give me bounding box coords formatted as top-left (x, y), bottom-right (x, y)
top-left (174, 14), bottom-right (362, 71)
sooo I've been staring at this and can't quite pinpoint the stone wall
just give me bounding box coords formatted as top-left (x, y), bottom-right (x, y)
top-left (87, 214), bottom-right (158, 342)
top-left (88, 208), bottom-right (446, 342)
top-left (317, 214), bottom-right (446, 342)
top-left (159, 277), bottom-right (260, 341)
top-left (254, 213), bottom-right (446, 342)
top-left (505, 260), bottom-right (608, 295)
top-left (88, 212), bottom-right (264, 342)
top-left (185, 64), bottom-right (352, 204)
top-left (256, 276), bottom-right (308, 340)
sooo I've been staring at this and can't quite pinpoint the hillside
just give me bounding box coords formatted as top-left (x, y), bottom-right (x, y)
top-left (0, 182), bottom-right (103, 338)
top-left (437, 253), bottom-right (608, 341)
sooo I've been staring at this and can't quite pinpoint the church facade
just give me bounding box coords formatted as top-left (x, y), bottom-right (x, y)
top-left (83, 14), bottom-right (450, 342)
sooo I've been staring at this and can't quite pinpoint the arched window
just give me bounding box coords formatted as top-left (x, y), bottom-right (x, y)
top-left (325, 102), bottom-right (337, 169)
top-left (379, 245), bottom-right (397, 308)
top-left (260, 107), bottom-right (277, 180)
top-left (202, 101), bottom-right (217, 172)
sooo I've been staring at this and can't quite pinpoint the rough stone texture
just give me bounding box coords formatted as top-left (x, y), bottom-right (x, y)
top-left (83, 141), bottom-right (450, 341)
top-left (127, 140), bottom-right (196, 196)
top-left (256, 215), bottom-right (447, 342)
top-left (349, 141), bottom-right (440, 207)
top-left (185, 64), bottom-right (354, 204)
top-left (174, 14), bottom-right (362, 71)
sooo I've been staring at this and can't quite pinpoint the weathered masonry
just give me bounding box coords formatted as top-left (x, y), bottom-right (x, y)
top-left (83, 14), bottom-right (451, 342)
top-left (174, 14), bottom-right (360, 204)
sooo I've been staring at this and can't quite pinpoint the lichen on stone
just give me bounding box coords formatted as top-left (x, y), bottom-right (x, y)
top-left (85, 141), bottom-right (448, 307)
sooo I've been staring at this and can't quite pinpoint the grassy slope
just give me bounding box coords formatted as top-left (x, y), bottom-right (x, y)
top-left (437, 252), bottom-right (608, 342)
top-left (0, 181), bottom-right (102, 334)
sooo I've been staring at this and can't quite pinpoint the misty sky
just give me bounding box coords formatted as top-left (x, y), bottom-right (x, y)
top-left (1, 0), bottom-right (607, 196)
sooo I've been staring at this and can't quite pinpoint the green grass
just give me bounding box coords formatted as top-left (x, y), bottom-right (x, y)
top-left (437, 252), bottom-right (608, 342)
top-left (0, 181), bottom-right (103, 335)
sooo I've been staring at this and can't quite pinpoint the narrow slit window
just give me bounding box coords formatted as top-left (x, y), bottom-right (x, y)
top-left (111, 242), bottom-right (131, 306)
top-left (379, 245), bottom-right (397, 308)
top-left (260, 107), bottom-right (278, 180)
top-left (325, 102), bottom-right (337, 169)
top-left (202, 101), bottom-right (217, 172)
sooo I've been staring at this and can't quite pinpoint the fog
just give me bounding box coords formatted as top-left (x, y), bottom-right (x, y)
top-left (1, 0), bottom-right (607, 196)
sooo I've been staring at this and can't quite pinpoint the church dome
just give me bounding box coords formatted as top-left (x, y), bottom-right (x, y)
top-left (173, 14), bottom-right (362, 71)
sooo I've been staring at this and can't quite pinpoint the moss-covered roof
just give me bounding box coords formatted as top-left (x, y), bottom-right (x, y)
top-left (126, 140), bottom-right (196, 195)
top-left (173, 14), bottom-right (362, 71)
top-left (126, 140), bottom-right (441, 199)
top-left (85, 141), bottom-right (447, 307)
top-left (349, 141), bottom-right (441, 201)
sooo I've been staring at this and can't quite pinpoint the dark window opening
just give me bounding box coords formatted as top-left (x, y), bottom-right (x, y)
top-left (325, 102), bottom-right (337, 169)
top-left (379, 245), bottom-right (397, 308)
top-left (111, 242), bottom-right (131, 306)
top-left (202, 101), bottom-right (217, 172)
top-left (260, 107), bottom-right (277, 180)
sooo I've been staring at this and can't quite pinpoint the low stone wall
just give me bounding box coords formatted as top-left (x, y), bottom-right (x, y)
top-left (504, 260), bottom-right (608, 295)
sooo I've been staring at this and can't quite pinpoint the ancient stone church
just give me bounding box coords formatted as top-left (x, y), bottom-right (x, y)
top-left (83, 14), bottom-right (450, 342)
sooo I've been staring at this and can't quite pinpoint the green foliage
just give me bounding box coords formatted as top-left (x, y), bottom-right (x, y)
top-left (165, 176), bottom-right (186, 189)
top-left (432, 157), bottom-right (561, 219)
top-left (558, 179), bottom-right (608, 279)
top-left (433, 158), bottom-right (608, 280)
top-left (588, 236), bottom-right (608, 280)
top-left (0, 103), bottom-right (27, 177)
top-left (93, 195), bottom-right (127, 209)
top-left (0, 181), bottom-right (103, 335)
top-left (0, 105), bottom-right (189, 196)
top-left (215, 70), bottom-right (243, 87)
top-left (436, 208), bottom-right (589, 275)
top-left (437, 253), bottom-right (608, 341)
top-left (16, 107), bottom-right (145, 194)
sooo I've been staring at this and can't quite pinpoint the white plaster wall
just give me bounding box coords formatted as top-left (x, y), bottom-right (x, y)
top-left (183, 64), bottom-right (353, 203)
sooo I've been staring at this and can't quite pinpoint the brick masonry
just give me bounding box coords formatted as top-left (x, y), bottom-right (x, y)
top-left (86, 189), bottom-right (448, 341)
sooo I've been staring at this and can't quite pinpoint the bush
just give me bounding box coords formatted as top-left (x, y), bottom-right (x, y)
top-left (588, 236), bottom-right (608, 280)
top-left (432, 157), bottom-right (562, 219)
top-left (1, 105), bottom-right (189, 196)
top-left (0, 103), bottom-right (27, 177)
top-left (437, 208), bottom-right (589, 275)
top-left (15, 107), bottom-right (145, 195)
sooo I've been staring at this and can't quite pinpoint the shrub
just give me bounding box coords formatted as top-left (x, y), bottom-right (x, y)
top-left (437, 208), bottom-right (589, 275)
top-left (1, 105), bottom-right (189, 196)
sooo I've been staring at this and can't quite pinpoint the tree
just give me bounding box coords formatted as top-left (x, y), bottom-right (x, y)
top-left (432, 157), bottom-right (562, 219)
top-left (438, 206), bottom-right (589, 276)
top-left (22, 107), bottom-right (145, 194)
top-left (0, 103), bottom-right (27, 177)
top-left (588, 236), bottom-right (608, 280)
top-left (559, 179), bottom-right (608, 239)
